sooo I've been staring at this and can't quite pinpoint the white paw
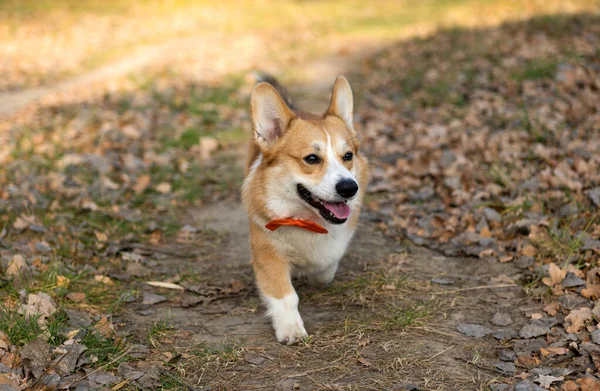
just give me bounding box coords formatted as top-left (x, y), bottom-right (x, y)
top-left (264, 292), bottom-right (308, 345)
top-left (273, 316), bottom-right (308, 345)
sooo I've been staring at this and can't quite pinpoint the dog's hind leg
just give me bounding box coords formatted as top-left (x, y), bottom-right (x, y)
top-left (306, 262), bottom-right (338, 287)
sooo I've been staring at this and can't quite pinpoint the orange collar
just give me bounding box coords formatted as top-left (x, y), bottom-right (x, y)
top-left (265, 218), bottom-right (328, 234)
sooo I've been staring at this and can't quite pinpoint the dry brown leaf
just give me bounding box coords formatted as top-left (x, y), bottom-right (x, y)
top-left (93, 316), bottom-right (116, 339)
top-left (560, 380), bottom-right (579, 391)
top-left (20, 292), bottom-right (57, 325)
top-left (543, 301), bottom-right (560, 316)
top-left (480, 226), bottom-right (492, 238)
top-left (133, 175), bottom-right (151, 194)
top-left (357, 356), bottom-right (372, 367)
top-left (6, 254), bottom-right (28, 277)
top-left (565, 308), bottom-right (593, 334)
top-left (156, 182), bottom-right (172, 194)
top-left (94, 231), bottom-right (108, 242)
top-left (149, 230), bottom-right (161, 245)
top-left (540, 347), bottom-right (568, 357)
top-left (521, 245), bottom-right (537, 257)
top-left (94, 275), bottom-right (114, 285)
top-left (56, 275), bottom-right (70, 288)
top-left (542, 263), bottom-right (566, 287)
top-left (66, 292), bottom-right (86, 302)
top-left (577, 377), bottom-right (600, 391)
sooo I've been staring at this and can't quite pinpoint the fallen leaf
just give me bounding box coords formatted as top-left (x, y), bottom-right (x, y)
top-left (521, 245), bottom-right (537, 257)
top-left (542, 263), bottom-right (566, 287)
top-left (543, 301), bottom-right (560, 316)
top-left (565, 308), bottom-right (593, 334)
top-left (95, 231), bottom-right (108, 242)
top-left (6, 254), bottom-right (28, 277)
top-left (536, 375), bottom-right (564, 389)
top-left (148, 230), bottom-right (161, 245)
top-left (65, 292), bottom-right (86, 302)
top-left (94, 275), bottom-right (114, 285)
top-left (133, 175), bottom-right (151, 194)
top-left (561, 380), bottom-right (578, 391)
top-left (577, 377), bottom-right (600, 391)
top-left (93, 316), bottom-right (117, 339)
top-left (156, 182), bottom-right (171, 194)
top-left (357, 356), bottom-right (372, 367)
top-left (540, 347), bottom-right (568, 357)
top-left (56, 275), bottom-right (70, 288)
top-left (20, 292), bottom-right (57, 325)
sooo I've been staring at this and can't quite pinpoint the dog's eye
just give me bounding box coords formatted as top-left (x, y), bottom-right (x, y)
top-left (342, 152), bottom-right (354, 162)
top-left (303, 154), bottom-right (321, 165)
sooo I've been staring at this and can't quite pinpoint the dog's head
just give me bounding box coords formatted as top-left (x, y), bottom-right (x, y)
top-left (250, 76), bottom-right (366, 225)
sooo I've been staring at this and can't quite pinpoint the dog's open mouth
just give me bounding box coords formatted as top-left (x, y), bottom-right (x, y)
top-left (297, 184), bottom-right (350, 224)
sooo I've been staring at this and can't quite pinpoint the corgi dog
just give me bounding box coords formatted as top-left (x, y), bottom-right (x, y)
top-left (242, 76), bottom-right (368, 345)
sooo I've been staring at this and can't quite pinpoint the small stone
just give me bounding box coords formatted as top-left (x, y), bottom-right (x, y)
top-left (456, 323), bottom-right (492, 338)
top-left (87, 370), bottom-right (118, 386)
top-left (439, 150), bottom-right (456, 168)
top-left (35, 241), bottom-right (52, 254)
top-left (483, 207), bottom-right (502, 222)
top-left (558, 204), bottom-right (578, 217)
top-left (490, 384), bottom-right (510, 391)
top-left (493, 329), bottom-right (519, 341)
top-left (562, 273), bottom-right (586, 288)
top-left (519, 323), bottom-right (550, 339)
top-left (493, 361), bottom-right (516, 375)
top-left (137, 309), bottom-right (153, 316)
top-left (431, 277), bottom-right (454, 285)
top-left (559, 294), bottom-right (589, 310)
top-left (491, 312), bottom-right (513, 327)
top-left (515, 256), bottom-right (534, 269)
top-left (142, 292), bottom-right (166, 305)
top-left (591, 329), bottom-right (600, 345)
top-left (127, 262), bottom-right (152, 278)
top-left (514, 380), bottom-right (546, 391)
top-left (497, 349), bottom-right (517, 362)
top-left (118, 363), bottom-right (144, 380)
top-left (587, 187), bottom-right (600, 207)
top-left (119, 292), bottom-right (136, 303)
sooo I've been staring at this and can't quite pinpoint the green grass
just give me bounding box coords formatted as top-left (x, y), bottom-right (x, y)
top-left (0, 305), bottom-right (68, 346)
top-left (384, 303), bottom-right (433, 329)
top-left (80, 328), bottom-right (129, 369)
top-left (512, 58), bottom-right (558, 82)
top-left (148, 315), bottom-right (175, 347)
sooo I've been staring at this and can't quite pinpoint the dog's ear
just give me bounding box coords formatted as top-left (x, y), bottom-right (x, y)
top-left (251, 82), bottom-right (296, 149)
top-left (326, 76), bottom-right (354, 130)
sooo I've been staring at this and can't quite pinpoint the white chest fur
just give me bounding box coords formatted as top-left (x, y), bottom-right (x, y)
top-left (266, 223), bottom-right (355, 275)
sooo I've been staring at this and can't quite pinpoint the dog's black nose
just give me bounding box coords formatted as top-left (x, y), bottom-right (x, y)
top-left (336, 179), bottom-right (359, 198)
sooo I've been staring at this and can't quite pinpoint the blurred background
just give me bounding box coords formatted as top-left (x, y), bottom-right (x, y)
top-left (1, 0), bottom-right (598, 92)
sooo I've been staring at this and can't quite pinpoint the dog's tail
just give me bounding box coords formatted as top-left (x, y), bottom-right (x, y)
top-left (252, 72), bottom-right (296, 111)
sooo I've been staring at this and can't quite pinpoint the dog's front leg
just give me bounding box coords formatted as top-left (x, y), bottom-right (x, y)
top-left (252, 254), bottom-right (307, 345)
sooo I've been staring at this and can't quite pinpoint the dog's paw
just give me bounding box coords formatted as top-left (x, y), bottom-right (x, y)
top-left (274, 317), bottom-right (308, 345)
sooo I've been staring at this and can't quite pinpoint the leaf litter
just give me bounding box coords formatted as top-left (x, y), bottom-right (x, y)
top-left (358, 13), bottom-right (600, 388)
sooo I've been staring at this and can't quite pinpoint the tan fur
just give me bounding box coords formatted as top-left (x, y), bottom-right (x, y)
top-left (242, 76), bottom-right (368, 344)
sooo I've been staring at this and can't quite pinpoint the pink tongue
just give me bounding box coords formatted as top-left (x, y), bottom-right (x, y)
top-left (322, 201), bottom-right (351, 219)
